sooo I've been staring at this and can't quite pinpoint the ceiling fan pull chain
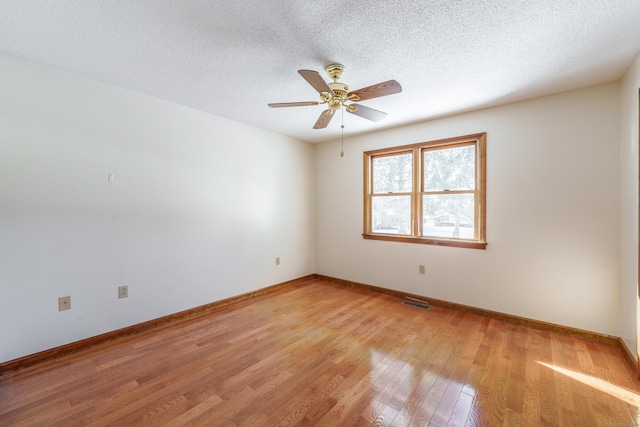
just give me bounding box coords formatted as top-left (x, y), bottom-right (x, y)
top-left (340, 108), bottom-right (345, 158)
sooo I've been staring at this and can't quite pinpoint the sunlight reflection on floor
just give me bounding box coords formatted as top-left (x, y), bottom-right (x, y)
top-left (537, 361), bottom-right (640, 408)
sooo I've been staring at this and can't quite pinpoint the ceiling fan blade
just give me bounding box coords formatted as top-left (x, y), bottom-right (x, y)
top-left (298, 70), bottom-right (334, 95)
top-left (347, 104), bottom-right (388, 122)
top-left (348, 80), bottom-right (402, 101)
top-left (313, 109), bottom-right (334, 129)
top-left (268, 101), bottom-right (320, 108)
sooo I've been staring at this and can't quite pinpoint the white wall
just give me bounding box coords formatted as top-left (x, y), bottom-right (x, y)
top-left (0, 49), bottom-right (628, 364)
top-left (316, 83), bottom-right (621, 336)
top-left (620, 53), bottom-right (640, 359)
top-left (0, 53), bottom-right (315, 363)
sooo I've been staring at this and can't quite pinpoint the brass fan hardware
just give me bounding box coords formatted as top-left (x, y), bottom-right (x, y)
top-left (268, 63), bottom-right (402, 129)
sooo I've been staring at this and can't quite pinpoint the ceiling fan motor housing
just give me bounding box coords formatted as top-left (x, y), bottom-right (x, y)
top-left (323, 81), bottom-right (350, 110)
top-left (328, 81), bottom-right (349, 94)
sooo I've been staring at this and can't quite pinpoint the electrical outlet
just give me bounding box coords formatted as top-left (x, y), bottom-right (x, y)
top-left (419, 265), bottom-right (426, 275)
top-left (58, 296), bottom-right (71, 311)
top-left (118, 285), bottom-right (128, 299)
top-left (276, 257), bottom-right (280, 266)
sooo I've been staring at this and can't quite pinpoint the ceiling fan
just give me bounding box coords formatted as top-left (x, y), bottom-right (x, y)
top-left (268, 63), bottom-right (402, 129)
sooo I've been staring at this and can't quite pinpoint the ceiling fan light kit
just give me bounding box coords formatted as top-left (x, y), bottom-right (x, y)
top-left (268, 63), bottom-right (402, 130)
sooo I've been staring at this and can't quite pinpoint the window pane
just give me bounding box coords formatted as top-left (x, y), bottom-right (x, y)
top-left (373, 153), bottom-right (412, 194)
top-left (372, 195), bottom-right (411, 234)
top-left (422, 194), bottom-right (474, 239)
top-left (424, 145), bottom-right (475, 191)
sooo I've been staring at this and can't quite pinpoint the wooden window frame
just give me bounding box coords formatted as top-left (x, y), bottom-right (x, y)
top-left (363, 132), bottom-right (487, 249)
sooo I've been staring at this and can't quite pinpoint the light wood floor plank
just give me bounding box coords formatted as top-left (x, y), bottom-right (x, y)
top-left (1, 279), bottom-right (638, 426)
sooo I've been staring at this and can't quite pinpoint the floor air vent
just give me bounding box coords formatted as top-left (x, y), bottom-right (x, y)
top-left (402, 297), bottom-right (430, 310)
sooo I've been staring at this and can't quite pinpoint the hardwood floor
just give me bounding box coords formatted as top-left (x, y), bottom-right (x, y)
top-left (1, 279), bottom-right (638, 426)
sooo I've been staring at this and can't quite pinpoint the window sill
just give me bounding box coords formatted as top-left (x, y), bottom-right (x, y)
top-left (362, 233), bottom-right (487, 250)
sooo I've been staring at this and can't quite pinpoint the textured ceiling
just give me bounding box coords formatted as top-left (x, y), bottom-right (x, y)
top-left (1, 1), bottom-right (640, 143)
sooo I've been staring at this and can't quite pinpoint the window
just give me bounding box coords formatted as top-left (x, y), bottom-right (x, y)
top-left (363, 133), bottom-right (486, 249)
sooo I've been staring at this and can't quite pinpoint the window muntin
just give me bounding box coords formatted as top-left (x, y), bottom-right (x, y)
top-left (363, 133), bottom-right (486, 249)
